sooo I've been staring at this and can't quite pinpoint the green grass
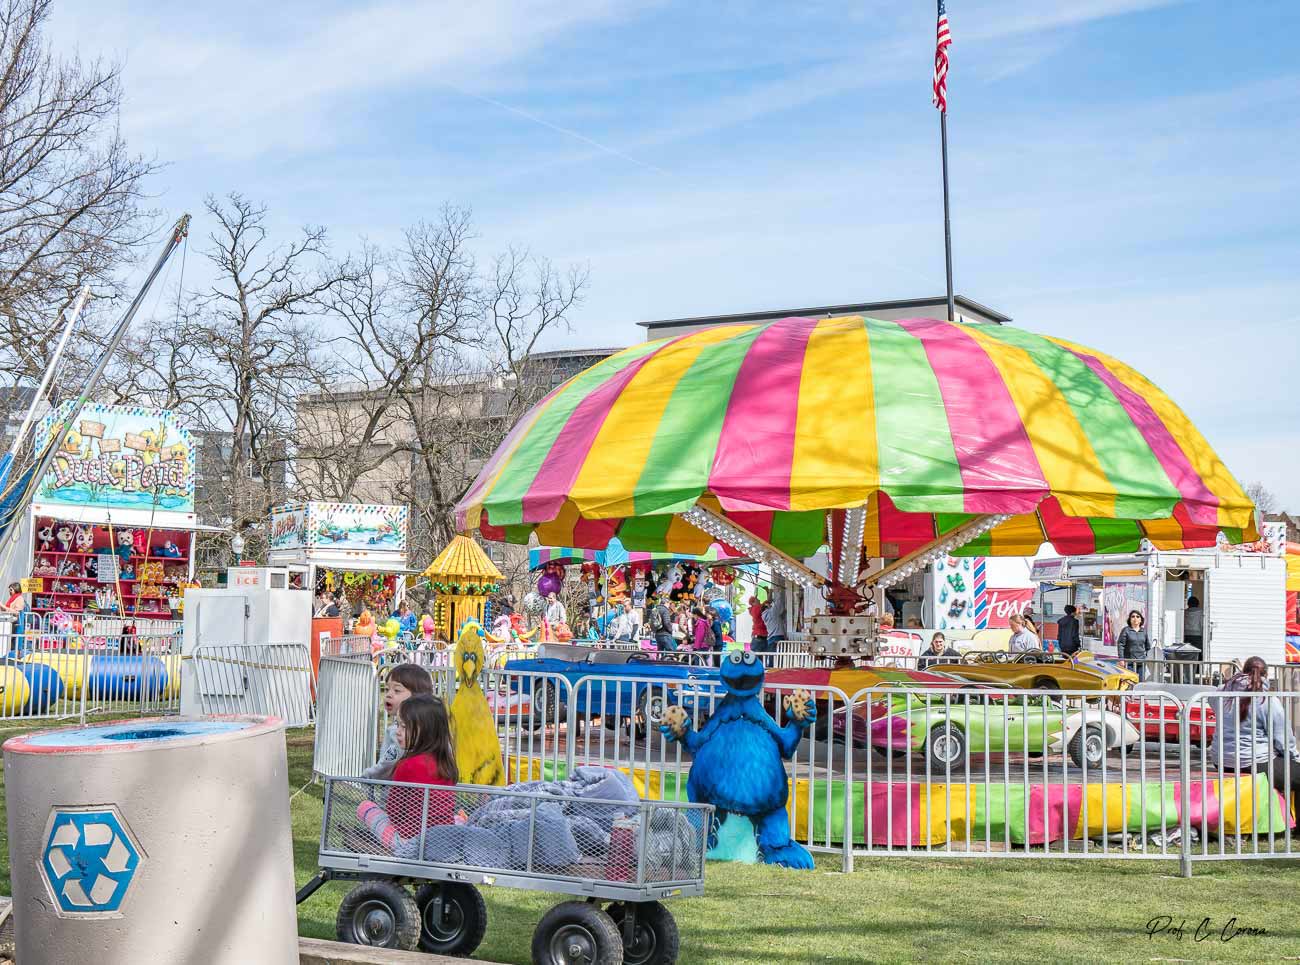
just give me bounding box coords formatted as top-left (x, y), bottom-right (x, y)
top-left (283, 730), bottom-right (1300, 964)
top-left (4, 720), bottom-right (1300, 962)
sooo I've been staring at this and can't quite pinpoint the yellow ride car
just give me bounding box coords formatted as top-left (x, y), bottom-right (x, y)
top-left (926, 650), bottom-right (1138, 692)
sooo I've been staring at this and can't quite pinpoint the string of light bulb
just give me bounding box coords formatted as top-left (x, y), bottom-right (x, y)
top-left (679, 506), bottom-right (824, 590)
top-left (866, 513), bottom-right (1012, 591)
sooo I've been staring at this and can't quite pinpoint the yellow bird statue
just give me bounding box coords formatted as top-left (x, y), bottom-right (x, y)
top-left (450, 621), bottom-right (505, 786)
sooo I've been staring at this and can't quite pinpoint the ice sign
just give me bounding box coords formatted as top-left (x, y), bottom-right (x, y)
top-left (41, 807), bottom-right (142, 915)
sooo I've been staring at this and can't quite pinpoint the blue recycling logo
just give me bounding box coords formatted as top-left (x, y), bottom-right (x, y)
top-left (41, 808), bottom-right (142, 915)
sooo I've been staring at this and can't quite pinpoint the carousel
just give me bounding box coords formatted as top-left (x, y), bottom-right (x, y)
top-left (455, 316), bottom-right (1259, 653)
top-left (421, 535), bottom-right (502, 644)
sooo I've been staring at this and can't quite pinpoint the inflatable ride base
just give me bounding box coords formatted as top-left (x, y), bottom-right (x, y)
top-left (506, 757), bottom-right (1292, 847)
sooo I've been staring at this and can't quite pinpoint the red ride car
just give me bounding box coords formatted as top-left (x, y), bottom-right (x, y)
top-left (1122, 683), bottom-right (1215, 744)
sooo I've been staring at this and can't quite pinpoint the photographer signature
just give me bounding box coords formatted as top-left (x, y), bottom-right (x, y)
top-left (1147, 916), bottom-right (1268, 942)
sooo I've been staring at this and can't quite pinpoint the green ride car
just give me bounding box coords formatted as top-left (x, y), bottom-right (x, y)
top-left (868, 691), bottom-right (1141, 770)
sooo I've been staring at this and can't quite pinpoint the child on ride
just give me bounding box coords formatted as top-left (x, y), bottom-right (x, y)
top-left (363, 694), bottom-right (459, 843)
top-left (363, 663), bottom-right (434, 783)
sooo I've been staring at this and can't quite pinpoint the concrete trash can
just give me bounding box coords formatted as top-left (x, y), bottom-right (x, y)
top-left (3, 716), bottom-right (298, 965)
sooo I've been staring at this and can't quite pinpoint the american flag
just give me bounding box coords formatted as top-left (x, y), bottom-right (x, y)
top-left (932, 1), bottom-right (952, 112)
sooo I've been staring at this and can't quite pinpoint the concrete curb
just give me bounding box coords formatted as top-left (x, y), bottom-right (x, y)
top-left (299, 937), bottom-right (508, 964)
top-left (0, 900), bottom-right (505, 965)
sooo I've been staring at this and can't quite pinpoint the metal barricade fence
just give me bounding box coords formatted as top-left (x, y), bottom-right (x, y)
top-left (314, 653), bottom-right (381, 778)
top-left (188, 642), bottom-right (315, 727)
top-left (1126, 658), bottom-right (1235, 687)
top-left (0, 635), bottom-right (90, 723)
top-left (850, 684), bottom-right (1189, 863)
top-left (483, 669), bottom-right (573, 784)
top-left (0, 631), bottom-right (184, 723)
top-left (494, 670), bottom-right (856, 869)
top-left (321, 634), bottom-right (377, 659)
top-left (311, 662), bottom-right (1300, 875)
top-left (1183, 689), bottom-right (1300, 865)
top-left (646, 649), bottom-right (826, 670)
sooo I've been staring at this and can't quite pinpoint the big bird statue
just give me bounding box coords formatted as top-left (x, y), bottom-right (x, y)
top-left (450, 621), bottom-right (505, 786)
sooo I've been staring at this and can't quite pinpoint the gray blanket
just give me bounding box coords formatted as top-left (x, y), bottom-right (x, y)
top-left (379, 767), bottom-right (699, 877)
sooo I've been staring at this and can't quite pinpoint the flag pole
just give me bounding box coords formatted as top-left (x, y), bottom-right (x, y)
top-left (941, 110), bottom-right (954, 322)
top-left (938, 0), bottom-right (955, 322)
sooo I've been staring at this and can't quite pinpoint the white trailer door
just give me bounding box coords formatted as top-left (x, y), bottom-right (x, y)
top-left (1207, 558), bottom-right (1285, 665)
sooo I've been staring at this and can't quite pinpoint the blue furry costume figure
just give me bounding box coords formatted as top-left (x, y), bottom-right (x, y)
top-left (661, 650), bottom-right (816, 868)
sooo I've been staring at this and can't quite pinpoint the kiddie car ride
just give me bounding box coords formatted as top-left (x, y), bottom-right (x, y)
top-left (927, 650), bottom-right (1138, 692)
top-left (870, 690), bottom-right (1141, 769)
top-left (503, 644), bottom-right (720, 735)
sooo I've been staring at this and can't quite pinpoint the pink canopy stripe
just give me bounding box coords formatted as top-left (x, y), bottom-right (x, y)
top-left (1066, 347), bottom-right (1219, 526)
top-left (520, 338), bottom-right (684, 523)
top-left (896, 318), bottom-right (1048, 514)
top-left (707, 317), bottom-right (819, 511)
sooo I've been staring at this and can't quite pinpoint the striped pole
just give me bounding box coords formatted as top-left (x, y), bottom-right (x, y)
top-left (973, 557), bottom-right (988, 629)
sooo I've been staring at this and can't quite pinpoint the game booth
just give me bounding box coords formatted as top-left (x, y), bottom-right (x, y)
top-left (268, 501), bottom-right (409, 606)
top-left (4, 403), bottom-right (203, 648)
top-left (529, 537), bottom-right (750, 641)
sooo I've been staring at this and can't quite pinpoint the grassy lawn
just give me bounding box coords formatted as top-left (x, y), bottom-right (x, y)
top-left (3, 719), bottom-right (1299, 962)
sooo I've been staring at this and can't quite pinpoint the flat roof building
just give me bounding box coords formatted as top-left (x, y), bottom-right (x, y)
top-left (636, 295), bottom-right (1010, 341)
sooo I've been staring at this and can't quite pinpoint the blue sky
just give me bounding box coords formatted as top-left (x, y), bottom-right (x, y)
top-left (50, 0), bottom-right (1299, 509)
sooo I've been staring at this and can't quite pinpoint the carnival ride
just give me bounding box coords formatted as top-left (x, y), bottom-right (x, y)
top-left (504, 644), bottom-right (720, 736)
top-left (868, 689), bottom-right (1141, 769)
top-left (927, 651), bottom-right (1138, 691)
top-left (455, 316), bottom-right (1259, 662)
top-left (450, 315), bottom-right (1275, 852)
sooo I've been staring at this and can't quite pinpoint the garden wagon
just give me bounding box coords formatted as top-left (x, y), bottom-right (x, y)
top-left (297, 776), bottom-right (712, 965)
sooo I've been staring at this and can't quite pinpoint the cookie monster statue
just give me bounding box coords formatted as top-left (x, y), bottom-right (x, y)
top-left (661, 649), bottom-right (816, 869)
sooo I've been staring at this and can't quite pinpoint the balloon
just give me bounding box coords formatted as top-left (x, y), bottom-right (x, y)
top-left (537, 572), bottom-right (563, 597)
top-left (523, 592), bottom-right (544, 615)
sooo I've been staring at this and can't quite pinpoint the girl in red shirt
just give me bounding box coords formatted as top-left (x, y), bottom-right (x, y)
top-left (385, 694), bottom-right (459, 837)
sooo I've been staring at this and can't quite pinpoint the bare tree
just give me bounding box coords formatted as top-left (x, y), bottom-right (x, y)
top-left (0, 0), bottom-right (156, 396)
top-left (174, 194), bottom-right (357, 545)
top-left (1246, 481), bottom-right (1278, 516)
top-left (299, 205), bottom-right (587, 567)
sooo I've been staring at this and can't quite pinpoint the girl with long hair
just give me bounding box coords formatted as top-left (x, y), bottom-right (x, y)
top-left (387, 694), bottom-right (459, 835)
top-left (1215, 656), bottom-right (1300, 815)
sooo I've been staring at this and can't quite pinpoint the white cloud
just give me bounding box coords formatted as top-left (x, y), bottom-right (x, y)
top-left (50, 0), bottom-right (651, 159)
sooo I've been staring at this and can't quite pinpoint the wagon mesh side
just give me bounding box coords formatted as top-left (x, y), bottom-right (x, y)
top-left (321, 777), bottom-right (711, 889)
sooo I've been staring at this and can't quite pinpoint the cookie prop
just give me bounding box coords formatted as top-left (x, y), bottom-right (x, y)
top-left (782, 688), bottom-right (812, 721)
top-left (661, 705), bottom-right (689, 736)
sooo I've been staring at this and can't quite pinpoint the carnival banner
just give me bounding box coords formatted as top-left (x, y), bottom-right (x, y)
top-left (270, 502), bottom-right (407, 554)
top-left (984, 587), bottom-right (1034, 628)
top-left (1102, 575), bottom-right (1147, 655)
top-left (34, 403), bottom-right (194, 513)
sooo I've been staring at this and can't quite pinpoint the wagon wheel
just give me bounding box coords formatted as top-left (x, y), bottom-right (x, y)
top-left (414, 882), bottom-right (487, 956)
top-left (532, 901), bottom-right (623, 965)
top-left (336, 879), bottom-right (420, 951)
top-left (609, 901), bottom-right (680, 965)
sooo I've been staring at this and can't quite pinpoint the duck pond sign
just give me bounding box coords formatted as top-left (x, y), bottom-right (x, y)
top-left (33, 403), bottom-right (194, 520)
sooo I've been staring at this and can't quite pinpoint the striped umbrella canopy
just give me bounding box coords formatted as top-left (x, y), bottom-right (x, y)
top-left (457, 317), bottom-right (1257, 564)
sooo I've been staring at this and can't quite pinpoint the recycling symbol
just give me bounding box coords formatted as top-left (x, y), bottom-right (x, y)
top-left (40, 807), bottom-right (143, 916)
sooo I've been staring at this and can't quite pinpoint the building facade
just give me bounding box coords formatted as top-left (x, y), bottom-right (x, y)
top-left (637, 295), bottom-right (1010, 341)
